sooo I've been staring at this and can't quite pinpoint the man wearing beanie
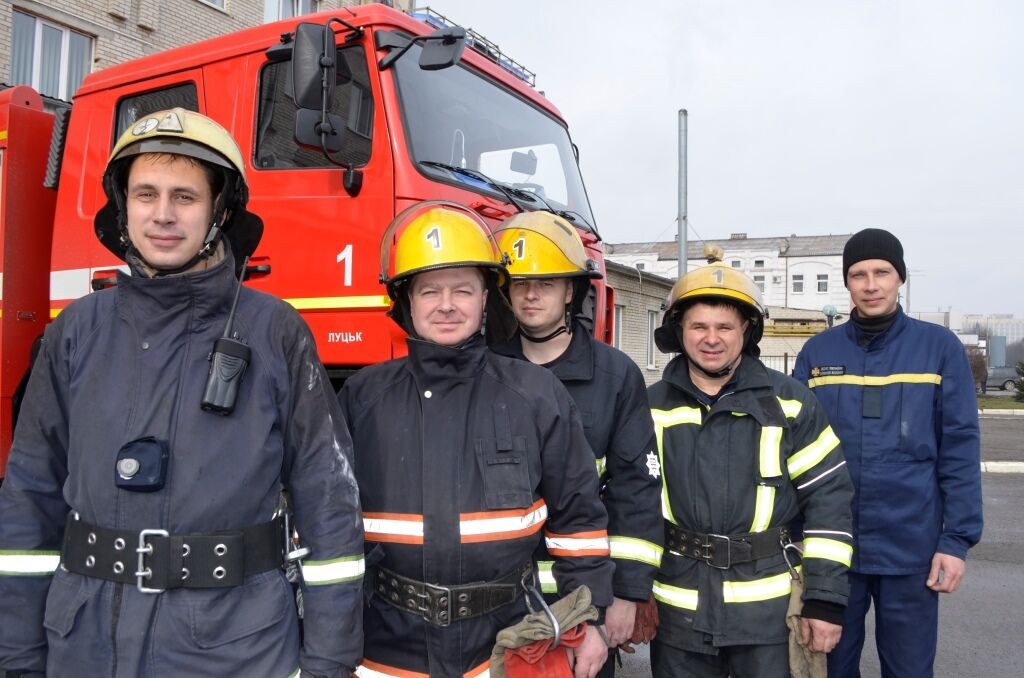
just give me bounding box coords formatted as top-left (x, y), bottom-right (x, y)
top-left (795, 228), bottom-right (982, 677)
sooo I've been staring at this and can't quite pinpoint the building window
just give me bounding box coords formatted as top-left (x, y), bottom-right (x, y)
top-left (200, 0), bottom-right (226, 9)
top-left (613, 304), bottom-right (625, 348)
top-left (647, 310), bottom-right (658, 369)
top-left (731, 260), bottom-right (741, 268)
top-left (753, 275), bottom-right (765, 293)
top-left (264, 0), bottom-right (319, 22)
top-left (817, 274), bottom-right (828, 293)
top-left (754, 259), bottom-right (765, 268)
top-left (11, 11), bottom-right (92, 101)
top-left (792, 274), bottom-right (804, 294)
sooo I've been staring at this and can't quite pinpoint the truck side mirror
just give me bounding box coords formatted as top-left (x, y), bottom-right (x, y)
top-left (418, 26), bottom-right (466, 71)
top-left (378, 26), bottom-right (466, 72)
top-left (292, 22), bottom-right (334, 111)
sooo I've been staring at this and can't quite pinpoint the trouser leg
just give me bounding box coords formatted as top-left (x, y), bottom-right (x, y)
top-left (874, 572), bottom-right (938, 678)
top-left (651, 638), bottom-right (728, 678)
top-left (726, 642), bottom-right (789, 678)
top-left (827, 571), bottom-right (873, 678)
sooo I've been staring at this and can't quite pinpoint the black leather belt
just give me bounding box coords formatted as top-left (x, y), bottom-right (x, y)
top-left (370, 562), bottom-right (532, 627)
top-left (61, 512), bottom-right (285, 592)
top-left (664, 521), bottom-right (789, 569)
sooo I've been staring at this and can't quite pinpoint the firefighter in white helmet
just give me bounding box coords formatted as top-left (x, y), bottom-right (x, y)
top-left (339, 201), bottom-right (613, 678)
top-left (646, 262), bottom-right (854, 676)
top-left (493, 211), bottom-right (664, 675)
top-left (0, 108), bottom-right (364, 677)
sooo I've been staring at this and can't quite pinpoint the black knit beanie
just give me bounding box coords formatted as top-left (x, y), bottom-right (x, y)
top-left (843, 228), bottom-right (906, 287)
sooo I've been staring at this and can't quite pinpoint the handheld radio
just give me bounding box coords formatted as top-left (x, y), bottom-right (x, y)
top-left (201, 257), bottom-right (251, 415)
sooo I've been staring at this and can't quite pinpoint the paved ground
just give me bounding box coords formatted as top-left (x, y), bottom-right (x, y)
top-left (616, 416), bottom-right (1024, 677)
top-left (980, 414), bottom-right (1024, 463)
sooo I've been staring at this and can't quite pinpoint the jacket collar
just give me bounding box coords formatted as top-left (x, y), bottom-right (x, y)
top-left (116, 244), bottom-right (238, 326)
top-left (406, 335), bottom-right (488, 384)
top-left (843, 304), bottom-right (908, 349)
top-left (662, 353), bottom-right (774, 406)
top-left (491, 320), bottom-right (594, 381)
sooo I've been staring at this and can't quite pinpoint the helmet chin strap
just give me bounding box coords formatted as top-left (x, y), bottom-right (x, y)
top-left (686, 352), bottom-right (741, 380)
top-left (520, 306), bottom-right (571, 344)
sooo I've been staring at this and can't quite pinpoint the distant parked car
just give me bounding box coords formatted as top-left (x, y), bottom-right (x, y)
top-left (986, 366), bottom-right (1019, 392)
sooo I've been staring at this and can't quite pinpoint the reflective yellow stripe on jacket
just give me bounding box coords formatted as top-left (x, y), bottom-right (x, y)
top-left (750, 425), bottom-right (783, 532)
top-left (651, 406), bottom-right (702, 522)
top-left (536, 560), bottom-right (557, 593)
top-left (787, 427), bottom-right (841, 479)
top-left (609, 536), bottom-right (664, 567)
top-left (807, 372), bottom-right (941, 388)
top-left (0, 550), bottom-right (60, 576)
top-left (301, 554), bottom-right (365, 585)
top-left (803, 537), bottom-right (853, 567)
top-left (654, 566), bottom-right (802, 611)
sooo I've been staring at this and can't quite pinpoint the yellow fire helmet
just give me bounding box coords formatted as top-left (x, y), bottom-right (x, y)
top-left (378, 201), bottom-right (517, 344)
top-left (654, 262), bottom-right (767, 356)
top-left (94, 108), bottom-right (263, 271)
top-left (494, 211), bottom-right (602, 280)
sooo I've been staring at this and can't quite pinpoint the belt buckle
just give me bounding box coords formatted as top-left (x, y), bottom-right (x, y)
top-left (136, 528), bottom-right (169, 593)
top-left (703, 533), bottom-right (732, 569)
top-left (419, 582), bottom-right (453, 627)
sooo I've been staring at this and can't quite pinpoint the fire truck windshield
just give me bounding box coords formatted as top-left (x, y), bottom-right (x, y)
top-left (393, 45), bottom-right (596, 230)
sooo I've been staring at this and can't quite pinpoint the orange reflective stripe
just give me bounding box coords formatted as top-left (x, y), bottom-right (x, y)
top-left (355, 658), bottom-right (490, 677)
top-left (363, 501), bottom-right (549, 545)
top-left (363, 512), bottom-right (424, 545)
top-left (355, 659), bottom-right (429, 677)
top-left (544, 529), bottom-right (610, 557)
top-left (460, 499), bottom-right (547, 543)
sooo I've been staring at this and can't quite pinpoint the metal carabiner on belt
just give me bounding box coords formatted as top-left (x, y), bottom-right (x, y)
top-left (782, 537), bottom-right (804, 580)
top-left (521, 569), bottom-right (561, 649)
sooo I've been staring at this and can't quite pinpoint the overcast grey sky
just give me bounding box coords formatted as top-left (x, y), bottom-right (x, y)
top-left (435, 0), bottom-right (1023, 316)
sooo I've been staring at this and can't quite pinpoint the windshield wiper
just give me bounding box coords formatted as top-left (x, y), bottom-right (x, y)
top-left (420, 161), bottom-right (539, 213)
top-left (419, 160), bottom-right (600, 239)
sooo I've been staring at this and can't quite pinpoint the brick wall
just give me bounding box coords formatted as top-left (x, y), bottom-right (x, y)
top-left (606, 262), bottom-right (674, 386)
top-left (3, 0), bottom-right (382, 94)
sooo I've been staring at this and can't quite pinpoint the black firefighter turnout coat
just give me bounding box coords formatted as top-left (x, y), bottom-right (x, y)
top-left (339, 337), bottom-right (614, 677)
top-left (647, 355), bottom-right (854, 652)
top-left (492, 323), bottom-right (663, 602)
top-left (0, 250), bottom-right (364, 677)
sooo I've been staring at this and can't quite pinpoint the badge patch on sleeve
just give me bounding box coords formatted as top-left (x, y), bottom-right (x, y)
top-left (810, 366), bottom-right (846, 377)
top-left (645, 451), bottom-right (661, 479)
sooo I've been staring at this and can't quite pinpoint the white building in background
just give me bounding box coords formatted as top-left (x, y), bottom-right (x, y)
top-left (606, 233), bottom-right (853, 313)
top-left (961, 314), bottom-right (1024, 346)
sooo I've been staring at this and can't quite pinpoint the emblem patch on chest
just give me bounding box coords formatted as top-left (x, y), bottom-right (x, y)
top-left (810, 365), bottom-right (846, 377)
top-left (645, 451), bottom-right (661, 479)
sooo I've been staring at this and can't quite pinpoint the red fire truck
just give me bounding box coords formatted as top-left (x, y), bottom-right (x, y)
top-left (0, 5), bottom-right (611, 473)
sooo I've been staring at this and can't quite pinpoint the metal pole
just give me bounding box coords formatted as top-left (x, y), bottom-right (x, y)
top-left (678, 109), bottom-right (688, 279)
top-left (905, 270), bottom-right (910, 313)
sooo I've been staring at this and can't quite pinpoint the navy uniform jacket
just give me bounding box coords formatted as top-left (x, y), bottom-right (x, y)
top-left (493, 323), bottom-right (663, 601)
top-left (794, 308), bottom-right (983, 574)
top-left (0, 249), bottom-right (364, 677)
top-left (340, 338), bottom-right (613, 678)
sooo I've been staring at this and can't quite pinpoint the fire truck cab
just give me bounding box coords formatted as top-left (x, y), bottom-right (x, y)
top-left (0, 4), bottom-right (610, 470)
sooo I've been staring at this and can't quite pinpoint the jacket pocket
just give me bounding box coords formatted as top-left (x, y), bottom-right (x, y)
top-left (475, 435), bottom-right (533, 509)
top-left (42, 569), bottom-right (90, 638)
top-left (188, 570), bottom-right (292, 648)
top-left (897, 383), bottom-right (938, 462)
